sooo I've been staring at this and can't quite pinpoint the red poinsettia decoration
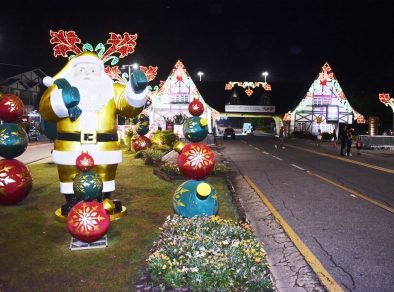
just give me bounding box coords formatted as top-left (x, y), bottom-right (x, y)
top-left (379, 93), bottom-right (391, 104)
top-left (225, 83), bottom-right (233, 90)
top-left (245, 88), bottom-right (253, 96)
top-left (140, 66), bottom-right (158, 82)
top-left (48, 30), bottom-right (158, 83)
top-left (104, 66), bottom-right (124, 83)
top-left (50, 30), bottom-right (82, 58)
top-left (102, 32), bottom-right (137, 60)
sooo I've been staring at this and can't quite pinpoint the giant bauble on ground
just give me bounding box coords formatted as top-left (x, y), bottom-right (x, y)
top-left (0, 93), bottom-right (24, 122)
top-left (177, 143), bottom-right (215, 179)
top-left (0, 159), bottom-right (32, 205)
top-left (66, 201), bottom-right (110, 243)
top-left (0, 123), bottom-right (28, 159)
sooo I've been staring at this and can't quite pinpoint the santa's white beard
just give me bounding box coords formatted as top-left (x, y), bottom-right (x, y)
top-left (66, 73), bottom-right (114, 112)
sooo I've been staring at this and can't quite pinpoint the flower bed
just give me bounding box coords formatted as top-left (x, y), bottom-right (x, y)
top-left (144, 215), bottom-right (273, 291)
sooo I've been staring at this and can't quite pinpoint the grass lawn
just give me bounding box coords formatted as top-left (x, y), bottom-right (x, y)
top-left (0, 150), bottom-right (239, 291)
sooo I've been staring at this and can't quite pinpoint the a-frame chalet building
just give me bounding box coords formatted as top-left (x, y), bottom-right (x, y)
top-left (146, 60), bottom-right (219, 137)
top-left (285, 62), bottom-right (365, 135)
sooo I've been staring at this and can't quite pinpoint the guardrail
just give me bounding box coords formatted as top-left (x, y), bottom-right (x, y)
top-left (359, 135), bottom-right (394, 149)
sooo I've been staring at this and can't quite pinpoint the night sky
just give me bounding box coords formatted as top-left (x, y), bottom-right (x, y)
top-left (1, 0), bottom-right (394, 124)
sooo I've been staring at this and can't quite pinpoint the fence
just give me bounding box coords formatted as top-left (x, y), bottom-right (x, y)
top-left (359, 135), bottom-right (394, 149)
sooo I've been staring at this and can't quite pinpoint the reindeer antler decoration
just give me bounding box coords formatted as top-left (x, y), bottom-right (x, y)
top-left (49, 30), bottom-right (158, 84)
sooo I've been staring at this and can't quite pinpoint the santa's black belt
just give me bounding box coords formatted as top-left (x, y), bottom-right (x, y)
top-left (56, 132), bottom-right (118, 144)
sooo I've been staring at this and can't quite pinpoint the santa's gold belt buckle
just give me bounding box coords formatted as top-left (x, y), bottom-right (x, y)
top-left (81, 130), bottom-right (97, 144)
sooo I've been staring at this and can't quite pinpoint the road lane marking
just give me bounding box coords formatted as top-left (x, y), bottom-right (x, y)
top-left (306, 170), bottom-right (394, 214)
top-left (271, 155), bottom-right (283, 161)
top-left (244, 176), bottom-right (344, 292)
top-left (263, 151), bottom-right (269, 155)
top-left (254, 147), bottom-right (260, 150)
top-left (287, 144), bottom-right (394, 174)
top-left (291, 164), bottom-right (305, 171)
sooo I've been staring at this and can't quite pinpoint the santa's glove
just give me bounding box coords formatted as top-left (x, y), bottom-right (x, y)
top-left (54, 78), bottom-right (82, 121)
top-left (130, 70), bottom-right (148, 94)
top-left (54, 78), bottom-right (81, 108)
top-left (67, 106), bottom-right (82, 121)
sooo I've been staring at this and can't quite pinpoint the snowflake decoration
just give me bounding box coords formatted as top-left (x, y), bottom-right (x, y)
top-left (184, 145), bottom-right (213, 169)
top-left (68, 203), bottom-right (106, 235)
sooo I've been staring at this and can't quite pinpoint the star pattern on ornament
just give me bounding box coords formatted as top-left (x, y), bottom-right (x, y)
top-left (183, 145), bottom-right (213, 169)
top-left (4, 101), bottom-right (16, 112)
top-left (192, 104), bottom-right (200, 111)
top-left (0, 129), bottom-right (10, 140)
top-left (0, 166), bottom-right (16, 187)
top-left (68, 204), bottom-right (105, 235)
top-left (74, 173), bottom-right (102, 193)
top-left (80, 157), bottom-right (93, 167)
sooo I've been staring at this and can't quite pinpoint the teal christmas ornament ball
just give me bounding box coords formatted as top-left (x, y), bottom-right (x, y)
top-left (73, 171), bottom-right (103, 201)
top-left (183, 117), bottom-right (208, 142)
top-left (173, 180), bottom-right (218, 218)
top-left (0, 123), bottom-right (28, 159)
top-left (136, 123), bottom-right (149, 136)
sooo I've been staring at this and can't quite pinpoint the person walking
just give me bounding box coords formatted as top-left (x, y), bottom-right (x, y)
top-left (331, 128), bottom-right (337, 147)
top-left (346, 127), bottom-right (353, 156)
top-left (355, 136), bottom-right (363, 155)
top-left (340, 126), bottom-right (348, 156)
top-left (275, 126), bottom-right (285, 149)
top-left (316, 129), bottom-right (322, 146)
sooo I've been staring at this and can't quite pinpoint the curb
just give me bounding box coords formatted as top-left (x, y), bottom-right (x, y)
top-left (226, 167), bottom-right (327, 291)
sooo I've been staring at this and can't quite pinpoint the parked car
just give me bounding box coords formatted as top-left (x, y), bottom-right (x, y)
top-left (28, 128), bottom-right (40, 142)
top-left (223, 128), bottom-right (235, 139)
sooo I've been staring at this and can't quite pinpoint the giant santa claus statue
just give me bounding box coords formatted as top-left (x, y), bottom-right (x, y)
top-left (39, 31), bottom-right (157, 218)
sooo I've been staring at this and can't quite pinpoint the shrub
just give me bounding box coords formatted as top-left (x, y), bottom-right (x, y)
top-left (146, 215), bottom-right (273, 291)
top-left (152, 144), bottom-right (172, 153)
top-left (134, 151), bottom-right (144, 159)
top-left (152, 131), bottom-right (178, 148)
top-left (212, 163), bottom-right (228, 175)
top-left (159, 162), bottom-right (181, 176)
top-left (142, 148), bottom-right (164, 166)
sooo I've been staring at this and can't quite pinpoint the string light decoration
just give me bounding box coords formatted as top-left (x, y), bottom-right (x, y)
top-left (379, 93), bottom-right (394, 130)
top-left (288, 62), bottom-right (366, 134)
top-left (49, 30), bottom-right (158, 83)
top-left (224, 81), bottom-right (272, 96)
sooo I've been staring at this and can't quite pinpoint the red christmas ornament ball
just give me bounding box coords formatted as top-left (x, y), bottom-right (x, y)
top-left (188, 98), bottom-right (204, 116)
top-left (132, 135), bottom-right (152, 152)
top-left (0, 159), bottom-right (32, 205)
top-left (76, 152), bottom-right (95, 172)
top-left (0, 93), bottom-right (24, 122)
top-left (177, 143), bottom-right (215, 180)
top-left (67, 201), bottom-right (110, 243)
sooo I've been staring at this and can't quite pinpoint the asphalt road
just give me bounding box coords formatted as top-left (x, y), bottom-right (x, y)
top-left (222, 135), bottom-right (394, 292)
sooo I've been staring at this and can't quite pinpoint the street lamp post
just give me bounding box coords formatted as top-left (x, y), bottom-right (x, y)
top-left (262, 71), bottom-right (268, 83)
top-left (378, 93), bottom-right (394, 132)
top-left (197, 71), bottom-right (204, 82)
